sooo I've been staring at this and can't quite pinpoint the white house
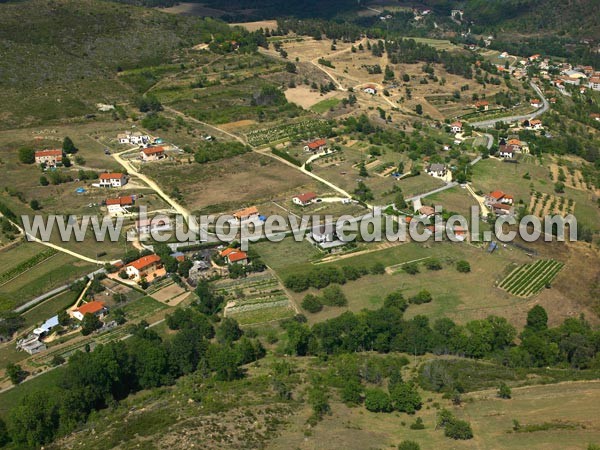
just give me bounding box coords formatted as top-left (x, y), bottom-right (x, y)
top-left (117, 131), bottom-right (150, 145)
top-left (292, 192), bottom-right (317, 206)
top-left (450, 121), bottom-right (463, 133)
top-left (105, 195), bottom-right (134, 216)
top-left (98, 172), bottom-right (127, 188)
top-left (140, 146), bottom-right (165, 162)
top-left (589, 77), bottom-right (600, 91)
top-left (363, 86), bottom-right (377, 95)
top-left (72, 301), bottom-right (107, 321)
top-left (530, 99), bottom-right (542, 108)
top-left (303, 139), bottom-right (327, 152)
top-left (124, 254), bottom-right (162, 281)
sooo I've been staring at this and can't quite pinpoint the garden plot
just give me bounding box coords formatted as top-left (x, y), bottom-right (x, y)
top-left (245, 119), bottom-right (332, 147)
top-left (498, 259), bottom-right (564, 298)
top-left (216, 273), bottom-right (294, 325)
top-left (528, 192), bottom-right (574, 218)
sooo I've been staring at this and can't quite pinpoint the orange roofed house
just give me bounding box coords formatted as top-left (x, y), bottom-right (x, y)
top-left (485, 190), bottom-right (514, 207)
top-left (220, 247), bottom-right (248, 265)
top-left (125, 254), bottom-right (163, 282)
top-left (98, 172), bottom-right (127, 188)
top-left (303, 138), bottom-right (327, 152)
top-left (72, 301), bottom-right (107, 321)
top-left (292, 192), bottom-right (317, 206)
top-left (233, 206), bottom-right (259, 223)
top-left (105, 195), bottom-right (134, 216)
top-left (140, 146), bottom-right (166, 162)
top-left (35, 149), bottom-right (63, 167)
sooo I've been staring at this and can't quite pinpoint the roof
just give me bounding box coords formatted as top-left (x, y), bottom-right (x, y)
top-left (76, 301), bottom-right (106, 316)
top-left (33, 315), bottom-right (59, 335)
top-left (451, 121), bottom-right (462, 127)
top-left (494, 203), bottom-right (513, 211)
top-left (233, 206), bottom-right (258, 219)
top-left (220, 247), bottom-right (238, 257)
top-left (127, 254), bottom-right (161, 271)
top-left (507, 139), bottom-right (521, 146)
top-left (590, 77), bottom-right (600, 83)
top-left (141, 146), bottom-right (165, 155)
top-left (428, 163), bottom-right (446, 172)
top-left (529, 119), bottom-right (542, 125)
top-left (307, 139), bottom-right (327, 149)
top-left (99, 172), bottom-right (125, 180)
top-left (419, 206), bottom-right (435, 216)
top-left (474, 100), bottom-right (489, 106)
top-left (228, 251), bottom-right (248, 262)
top-left (530, 99), bottom-right (541, 104)
top-left (35, 149), bottom-right (62, 158)
top-left (489, 190), bottom-right (505, 200)
top-left (106, 196), bottom-right (134, 206)
top-left (293, 192), bottom-right (317, 203)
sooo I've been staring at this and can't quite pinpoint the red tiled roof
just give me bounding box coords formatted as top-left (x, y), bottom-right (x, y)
top-left (307, 139), bottom-right (326, 149)
top-left (494, 203), bottom-right (513, 211)
top-left (141, 146), bottom-right (165, 155)
top-left (233, 206), bottom-right (258, 219)
top-left (489, 190), bottom-right (505, 200)
top-left (99, 172), bottom-right (125, 180)
top-left (106, 196), bottom-right (133, 206)
top-left (451, 121), bottom-right (462, 127)
top-left (127, 254), bottom-right (161, 271)
top-left (228, 251), bottom-right (248, 262)
top-left (76, 301), bottom-right (106, 316)
top-left (294, 192), bottom-right (317, 203)
top-left (220, 247), bottom-right (238, 257)
top-left (35, 149), bottom-right (62, 158)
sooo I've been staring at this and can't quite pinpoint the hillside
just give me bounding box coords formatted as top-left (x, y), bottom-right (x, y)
top-left (0, 0), bottom-right (232, 128)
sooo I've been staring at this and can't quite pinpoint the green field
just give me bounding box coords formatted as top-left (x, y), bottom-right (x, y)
top-left (310, 97), bottom-right (341, 114)
top-left (499, 259), bottom-right (564, 297)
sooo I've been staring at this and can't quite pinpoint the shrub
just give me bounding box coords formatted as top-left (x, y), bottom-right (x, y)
top-left (321, 285), bottom-right (347, 307)
top-left (409, 290), bottom-right (432, 305)
top-left (456, 260), bottom-right (471, 273)
top-left (18, 147), bottom-right (35, 164)
top-left (301, 294), bottom-right (323, 313)
top-left (371, 262), bottom-right (386, 274)
top-left (497, 382), bottom-right (512, 399)
top-left (365, 388), bottom-right (393, 412)
top-left (409, 417), bottom-right (425, 430)
top-left (403, 263), bottom-right (419, 275)
top-left (425, 258), bottom-right (442, 270)
top-left (398, 441), bottom-right (420, 450)
top-left (444, 418), bottom-right (473, 440)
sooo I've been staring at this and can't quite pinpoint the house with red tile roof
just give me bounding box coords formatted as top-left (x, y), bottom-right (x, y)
top-left (485, 190), bottom-right (514, 206)
top-left (474, 100), bottom-right (489, 111)
top-left (140, 146), bottom-right (165, 162)
top-left (303, 138), bottom-right (327, 152)
top-left (292, 192), bottom-right (317, 206)
top-left (233, 206), bottom-right (259, 222)
top-left (125, 254), bottom-right (162, 281)
top-left (35, 149), bottom-right (63, 166)
top-left (219, 247), bottom-right (248, 265)
top-left (98, 172), bottom-right (127, 188)
top-left (105, 195), bottom-right (134, 215)
top-left (450, 121), bottom-right (462, 133)
top-left (73, 301), bottom-right (107, 321)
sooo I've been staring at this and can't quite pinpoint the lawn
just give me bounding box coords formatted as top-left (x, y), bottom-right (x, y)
top-left (426, 185), bottom-right (479, 217)
top-left (310, 97), bottom-right (341, 114)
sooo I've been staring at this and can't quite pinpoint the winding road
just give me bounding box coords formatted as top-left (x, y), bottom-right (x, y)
top-left (470, 81), bottom-right (549, 128)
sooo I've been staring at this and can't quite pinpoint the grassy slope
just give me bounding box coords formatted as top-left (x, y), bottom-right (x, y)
top-left (0, 0), bottom-right (229, 128)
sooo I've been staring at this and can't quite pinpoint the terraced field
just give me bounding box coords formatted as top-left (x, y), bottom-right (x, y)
top-left (498, 259), bottom-right (564, 297)
top-left (216, 272), bottom-right (294, 325)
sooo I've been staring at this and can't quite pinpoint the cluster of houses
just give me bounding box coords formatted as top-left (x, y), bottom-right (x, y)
top-left (497, 137), bottom-right (529, 159)
top-left (485, 190), bottom-right (514, 216)
top-left (117, 131), bottom-right (151, 146)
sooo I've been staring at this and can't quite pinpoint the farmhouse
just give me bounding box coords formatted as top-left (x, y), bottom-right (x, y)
top-left (493, 203), bottom-right (514, 216)
top-left (530, 99), bottom-right (542, 108)
top-left (98, 172), bottom-right (127, 188)
top-left (524, 119), bottom-right (543, 130)
top-left (450, 121), bottom-right (463, 133)
top-left (292, 192), bottom-right (317, 206)
top-left (118, 131), bottom-right (150, 145)
top-left (485, 190), bottom-right (514, 206)
top-left (233, 206), bottom-right (259, 222)
top-left (589, 77), bottom-right (600, 91)
top-left (311, 224), bottom-right (346, 250)
top-left (497, 145), bottom-right (515, 158)
top-left (220, 247), bottom-right (248, 265)
top-left (125, 254), bottom-right (162, 281)
top-left (474, 100), bottom-right (489, 110)
top-left (426, 163), bottom-right (447, 178)
top-left (72, 301), bottom-right (107, 321)
top-left (140, 146), bottom-right (165, 161)
top-left (419, 205), bottom-right (436, 218)
top-left (105, 195), bottom-right (134, 215)
top-left (136, 217), bottom-right (172, 235)
top-left (35, 149), bottom-right (63, 166)
top-left (303, 139), bottom-right (327, 152)
top-left (363, 86), bottom-right (377, 95)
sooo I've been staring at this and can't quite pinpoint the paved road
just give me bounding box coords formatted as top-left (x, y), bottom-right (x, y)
top-left (470, 82), bottom-right (549, 128)
top-left (13, 268), bottom-right (106, 313)
top-left (406, 182), bottom-right (458, 203)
